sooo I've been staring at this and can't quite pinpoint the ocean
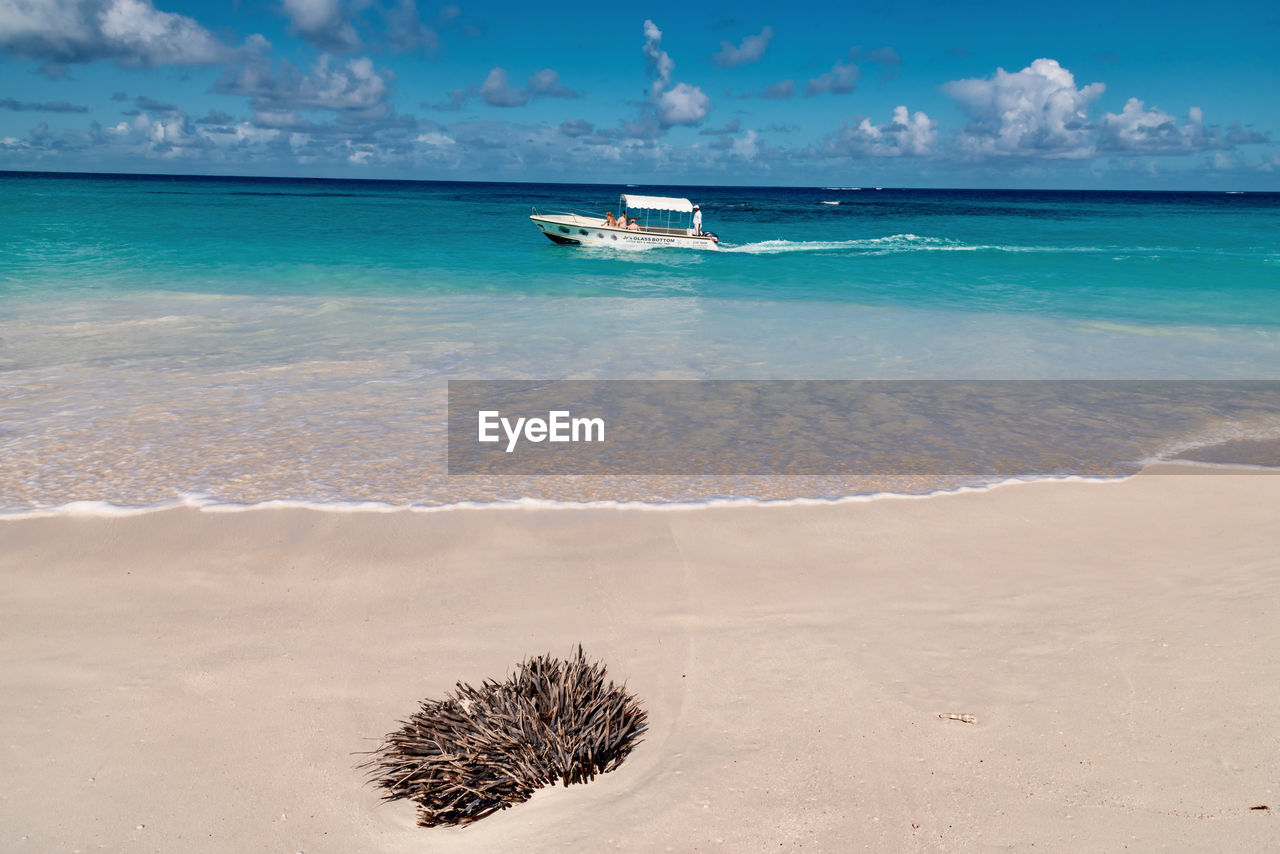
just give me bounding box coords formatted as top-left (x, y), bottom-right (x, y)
top-left (2, 171), bottom-right (1279, 512)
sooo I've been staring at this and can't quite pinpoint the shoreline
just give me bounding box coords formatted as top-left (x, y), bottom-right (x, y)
top-left (3, 458), bottom-right (1277, 521)
top-left (0, 472), bottom-right (1120, 520)
top-left (3, 467), bottom-right (1278, 851)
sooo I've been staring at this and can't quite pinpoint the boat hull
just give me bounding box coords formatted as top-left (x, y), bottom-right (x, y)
top-left (530, 214), bottom-right (720, 250)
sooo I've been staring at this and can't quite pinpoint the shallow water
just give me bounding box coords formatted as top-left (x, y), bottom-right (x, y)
top-left (2, 172), bottom-right (1278, 510)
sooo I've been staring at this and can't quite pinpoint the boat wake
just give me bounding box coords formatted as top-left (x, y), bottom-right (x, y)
top-left (723, 234), bottom-right (969, 255)
top-left (722, 234), bottom-right (1116, 256)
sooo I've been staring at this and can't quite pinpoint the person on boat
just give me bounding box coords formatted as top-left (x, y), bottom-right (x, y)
top-left (627, 217), bottom-right (641, 231)
top-left (692, 204), bottom-right (703, 235)
top-left (605, 211), bottom-right (618, 227)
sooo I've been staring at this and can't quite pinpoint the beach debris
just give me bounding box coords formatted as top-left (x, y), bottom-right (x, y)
top-left (1250, 804), bottom-right (1269, 810)
top-left (937, 713), bottom-right (977, 725)
top-left (361, 646), bottom-right (647, 828)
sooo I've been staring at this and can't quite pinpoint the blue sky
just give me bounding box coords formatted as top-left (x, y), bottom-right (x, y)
top-left (1, 0), bottom-right (1277, 187)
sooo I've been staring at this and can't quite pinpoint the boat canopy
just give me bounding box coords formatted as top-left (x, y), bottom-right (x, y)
top-left (620, 194), bottom-right (694, 213)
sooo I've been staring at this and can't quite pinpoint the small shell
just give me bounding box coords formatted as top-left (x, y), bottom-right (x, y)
top-left (938, 713), bottom-right (976, 724)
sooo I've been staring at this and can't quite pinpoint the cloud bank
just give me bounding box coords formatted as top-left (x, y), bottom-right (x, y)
top-left (0, 0), bottom-right (233, 66)
top-left (0, 0), bottom-right (1272, 190)
top-left (941, 59), bottom-right (1266, 160)
top-left (215, 53), bottom-right (394, 119)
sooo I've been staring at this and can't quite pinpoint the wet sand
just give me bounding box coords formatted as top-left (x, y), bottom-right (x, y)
top-left (2, 466), bottom-right (1278, 851)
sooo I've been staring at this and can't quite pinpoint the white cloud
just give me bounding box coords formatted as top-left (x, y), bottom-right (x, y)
top-left (639, 20), bottom-right (710, 129)
top-left (761, 79), bottom-right (795, 100)
top-left (96, 107), bottom-right (210, 158)
top-left (806, 61), bottom-right (859, 95)
top-left (816, 105), bottom-right (936, 157)
top-left (527, 68), bottom-right (575, 98)
top-left (642, 19), bottom-right (674, 101)
top-left (1097, 98), bottom-right (1225, 153)
top-left (477, 67), bottom-right (578, 108)
top-left (415, 130), bottom-right (454, 147)
top-left (1, 89), bottom-right (461, 172)
top-left (943, 58), bottom-right (1104, 158)
top-left (883, 105), bottom-right (937, 155)
top-left (277, 0), bottom-right (440, 53)
top-left (942, 60), bottom-right (1270, 161)
top-left (1225, 123), bottom-right (1269, 146)
top-left (712, 26), bottom-right (773, 68)
top-left (730, 129), bottom-right (758, 159)
top-left (0, 0), bottom-right (233, 66)
top-left (384, 0), bottom-right (437, 52)
top-left (281, 0), bottom-right (360, 52)
top-left (656, 82), bottom-right (709, 127)
top-left (215, 54), bottom-right (392, 117)
top-left (479, 68), bottom-right (527, 107)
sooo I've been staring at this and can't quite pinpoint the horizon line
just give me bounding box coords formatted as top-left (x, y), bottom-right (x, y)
top-left (0, 167), bottom-right (1271, 195)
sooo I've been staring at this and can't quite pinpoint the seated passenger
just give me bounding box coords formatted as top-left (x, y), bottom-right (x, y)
top-left (604, 211), bottom-right (617, 227)
top-left (627, 218), bottom-right (641, 231)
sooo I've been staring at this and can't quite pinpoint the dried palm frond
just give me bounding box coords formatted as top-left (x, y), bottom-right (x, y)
top-left (361, 647), bottom-right (647, 827)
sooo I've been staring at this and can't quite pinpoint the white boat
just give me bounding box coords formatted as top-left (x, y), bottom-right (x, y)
top-left (530, 194), bottom-right (721, 250)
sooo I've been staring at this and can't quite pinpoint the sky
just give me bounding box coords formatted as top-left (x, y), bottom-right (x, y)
top-left (1, 0), bottom-right (1278, 187)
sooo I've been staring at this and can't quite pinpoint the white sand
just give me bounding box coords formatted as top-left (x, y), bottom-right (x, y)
top-left (1, 467), bottom-right (1278, 851)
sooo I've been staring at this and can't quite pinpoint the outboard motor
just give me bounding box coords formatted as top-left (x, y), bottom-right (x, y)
top-left (703, 231), bottom-right (720, 244)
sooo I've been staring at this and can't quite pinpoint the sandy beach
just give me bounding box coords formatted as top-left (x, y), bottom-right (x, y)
top-left (2, 466), bottom-right (1278, 852)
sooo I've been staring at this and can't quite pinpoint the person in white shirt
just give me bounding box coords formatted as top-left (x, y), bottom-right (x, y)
top-left (692, 204), bottom-right (702, 235)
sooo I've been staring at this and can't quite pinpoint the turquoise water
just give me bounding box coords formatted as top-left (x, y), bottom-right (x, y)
top-left (2, 171), bottom-right (1279, 510)
top-left (6, 174), bottom-right (1279, 326)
